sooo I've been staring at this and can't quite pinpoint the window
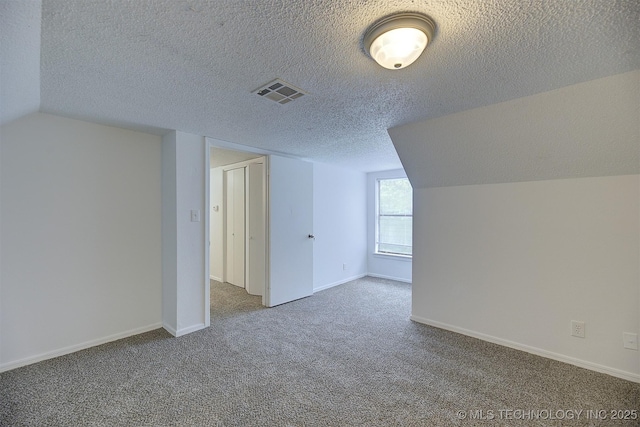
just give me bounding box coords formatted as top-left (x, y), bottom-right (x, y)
top-left (376, 178), bottom-right (412, 256)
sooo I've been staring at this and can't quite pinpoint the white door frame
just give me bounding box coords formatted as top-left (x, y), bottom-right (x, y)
top-left (203, 142), bottom-right (211, 327)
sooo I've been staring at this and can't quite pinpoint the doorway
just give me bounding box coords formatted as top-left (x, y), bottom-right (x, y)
top-left (206, 139), bottom-right (315, 310)
top-left (209, 147), bottom-right (266, 302)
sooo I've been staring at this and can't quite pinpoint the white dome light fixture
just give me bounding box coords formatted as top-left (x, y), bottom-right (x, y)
top-left (364, 13), bottom-right (436, 70)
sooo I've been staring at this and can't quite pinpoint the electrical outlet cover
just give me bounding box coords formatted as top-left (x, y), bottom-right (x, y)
top-left (571, 320), bottom-right (585, 338)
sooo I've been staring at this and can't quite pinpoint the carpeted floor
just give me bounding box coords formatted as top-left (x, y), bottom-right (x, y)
top-left (1, 277), bottom-right (638, 426)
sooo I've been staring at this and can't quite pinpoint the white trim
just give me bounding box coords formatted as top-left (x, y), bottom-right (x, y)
top-left (313, 274), bottom-right (367, 293)
top-left (263, 156), bottom-right (271, 307)
top-left (206, 137), bottom-right (310, 163)
top-left (163, 323), bottom-right (177, 337)
top-left (203, 139), bottom-right (211, 328)
top-left (367, 273), bottom-right (412, 283)
top-left (410, 315), bottom-right (640, 384)
top-left (0, 323), bottom-right (162, 373)
top-left (222, 157), bottom-right (264, 172)
top-left (175, 323), bottom-right (207, 337)
top-left (372, 253), bottom-right (412, 262)
top-left (210, 275), bottom-right (223, 282)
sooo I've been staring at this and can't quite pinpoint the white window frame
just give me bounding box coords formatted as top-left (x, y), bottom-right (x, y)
top-left (375, 177), bottom-right (412, 258)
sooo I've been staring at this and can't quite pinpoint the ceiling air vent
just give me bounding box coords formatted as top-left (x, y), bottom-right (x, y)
top-left (252, 79), bottom-right (307, 105)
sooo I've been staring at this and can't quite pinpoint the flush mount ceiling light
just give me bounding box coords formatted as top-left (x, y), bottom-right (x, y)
top-left (364, 12), bottom-right (436, 70)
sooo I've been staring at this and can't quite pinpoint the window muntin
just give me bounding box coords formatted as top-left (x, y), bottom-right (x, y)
top-left (376, 178), bottom-right (412, 256)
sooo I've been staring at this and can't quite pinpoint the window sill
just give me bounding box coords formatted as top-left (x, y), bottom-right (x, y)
top-left (373, 253), bottom-right (413, 262)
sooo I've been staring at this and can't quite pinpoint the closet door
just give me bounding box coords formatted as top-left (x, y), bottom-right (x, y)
top-left (225, 167), bottom-right (245, 287)
top-left (246, 162), bottom-right (265, 296)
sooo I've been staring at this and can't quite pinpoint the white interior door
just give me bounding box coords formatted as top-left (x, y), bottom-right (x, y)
top-left (225, 167), bottom-right (245, 287)
top-left (267, 155), bottom-right (313, 307)
top-left (246, 162), bottom-right (265, 296)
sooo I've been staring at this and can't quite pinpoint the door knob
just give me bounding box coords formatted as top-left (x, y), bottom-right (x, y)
top-left (308, 234), bottom-right (315, 240)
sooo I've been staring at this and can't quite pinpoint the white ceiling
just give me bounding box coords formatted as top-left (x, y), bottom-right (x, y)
top-left (3, 0), bottom-right (640, 172)
top-left (0, 0), bottom-right (41, 125)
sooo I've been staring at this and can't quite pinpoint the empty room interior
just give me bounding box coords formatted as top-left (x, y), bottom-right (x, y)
top-left (1, 1), bottom-right (639, 425)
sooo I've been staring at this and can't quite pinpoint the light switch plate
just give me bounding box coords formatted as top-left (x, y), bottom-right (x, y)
top-left (190, 210), bottom-right (201, 222)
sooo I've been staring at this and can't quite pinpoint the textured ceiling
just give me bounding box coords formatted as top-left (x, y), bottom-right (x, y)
top-left (0, 0), bottom-right (41, 126)
top-left (6, 1), bottom-right (640, 172)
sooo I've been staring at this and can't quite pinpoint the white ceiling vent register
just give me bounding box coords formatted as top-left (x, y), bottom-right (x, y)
top-left (252, 79), bottom-right (307, 105)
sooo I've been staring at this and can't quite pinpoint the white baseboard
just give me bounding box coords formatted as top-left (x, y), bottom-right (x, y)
top-left (314, 273), bottom-right (367, 293)
top-left (163, 323), bottom-right (177, 337)
top-left (410, 315), bottom-right (640, 384)
top-left (210, 275), bottom-right (222, 282)
top-left (0, 322), bottom-right (162, 373)
top-left (367, 273), bottom-right (412, 283)
top-left (175, 323), bottom-right (207, 337)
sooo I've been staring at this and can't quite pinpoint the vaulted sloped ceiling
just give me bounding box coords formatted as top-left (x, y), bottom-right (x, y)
top-left (2, 1), bottom-right (639, 172)
top-left (390, 70), bottom-right (640, 188)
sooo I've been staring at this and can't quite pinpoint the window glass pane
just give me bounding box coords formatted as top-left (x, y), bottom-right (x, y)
top-left (378, 216), bottom-right (412, 255)
top-left (378, 243), bottom-right (412, 255)
top-left (379, 178), bottom-right (412, 215)
top-left (377, 178), bottom-right (412, 256)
